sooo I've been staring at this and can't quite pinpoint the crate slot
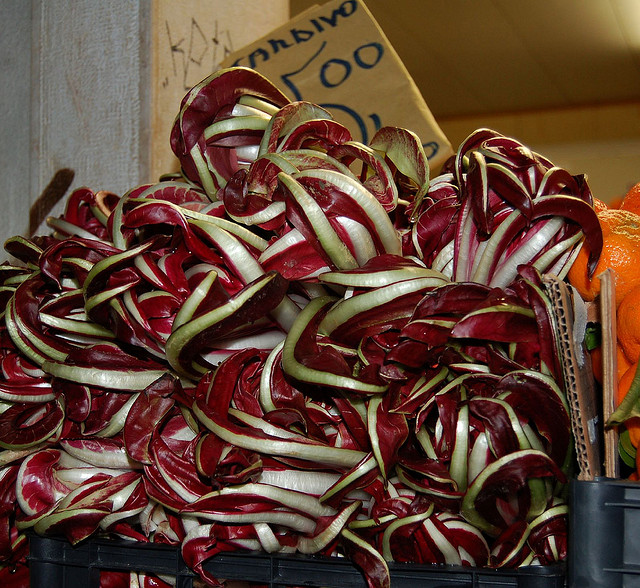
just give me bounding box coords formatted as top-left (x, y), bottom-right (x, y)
top-left (28, 533), bottom-right (566, 588)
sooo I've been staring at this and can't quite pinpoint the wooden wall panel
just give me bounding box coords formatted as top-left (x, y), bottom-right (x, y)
top-left (439, 102), bottom-right (640, 203)
top-left (0, 0), bottom-right (288, 248)
top-left (0, 1), bottom-right (32, 244)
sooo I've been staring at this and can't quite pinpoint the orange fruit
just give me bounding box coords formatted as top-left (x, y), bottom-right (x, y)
top-left (593, 198), bottom-right (608, 213)
top-left (567, 208), bottom-right (640, 307)
top-left (620, 182), bottom-right (640, 216)
top-left (590, 343), bottom-right (633, 385)
top-left (617, 362), bottom-right (638, 405)
top-left (589, 346), bottom-right (603, 383)
top-left (608, 196), bottom-right (624, 209)
top-left (617, 362), bottom-right (640, 448)
top-left (618, 344), bottom-right (634, 381)
top-left (618, 284), bottom-right (640, 363)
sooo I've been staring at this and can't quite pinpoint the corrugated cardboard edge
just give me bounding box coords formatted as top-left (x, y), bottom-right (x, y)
top-left (543, 274), bottom-right (601, 480)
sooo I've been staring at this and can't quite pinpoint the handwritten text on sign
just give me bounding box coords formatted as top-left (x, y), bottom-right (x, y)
top-left (162, 18), bottom-right (235, 92)
top-left (223, 0), bottom-right (452, 168)
top-left (150, 0), bottom-right (289, 180)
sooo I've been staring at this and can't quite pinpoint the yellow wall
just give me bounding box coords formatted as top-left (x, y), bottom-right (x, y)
top-left (438, 102), bottom-right (640, 204)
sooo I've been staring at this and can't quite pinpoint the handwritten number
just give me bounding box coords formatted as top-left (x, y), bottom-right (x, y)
top-left (320, 59), bottom-right (351, 88)
top-left (280, 41), bottom-right (327, 101)
top-left (279, 42), bottom-right (385, 143)
top-left (422, 141), bottom-right (440, 159)
top-left (368, 113), bottom-right (381, 132)
top-left (353, 43), bottom-right (383, 69)
top-left (320, 103), bottom-right (371, 144)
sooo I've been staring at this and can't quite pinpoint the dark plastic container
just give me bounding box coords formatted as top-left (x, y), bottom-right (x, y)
top-left (28, 533), bottom-right (194, 588)
top-left (569, 477), bottom-right (640, 587)
top-left (28, 533), bottom-right (566, 588)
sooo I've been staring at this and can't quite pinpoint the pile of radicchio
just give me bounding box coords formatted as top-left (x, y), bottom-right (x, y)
top-left (0, 67), bottom-right (602, 587)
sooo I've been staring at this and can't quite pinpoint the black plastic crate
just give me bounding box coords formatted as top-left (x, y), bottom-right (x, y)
top-left (28, 534), bottom-right (195, 588)
top-left (569, 477), bottom-right (640, 587)
top-left (28, 533), bottom-right (566, 587)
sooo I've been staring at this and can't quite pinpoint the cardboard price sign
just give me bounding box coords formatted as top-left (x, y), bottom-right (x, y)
top-left (221, 0), bottom-right (453, 171)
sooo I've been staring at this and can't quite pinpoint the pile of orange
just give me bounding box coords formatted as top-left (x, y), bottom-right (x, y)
top-left (568, 182), bottom-right (640, 476)
top-left (567, 189), bottom-right (640, 308)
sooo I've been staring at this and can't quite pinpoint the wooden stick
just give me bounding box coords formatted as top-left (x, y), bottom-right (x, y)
top-left (600, 269), bottom-right (619, 479)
